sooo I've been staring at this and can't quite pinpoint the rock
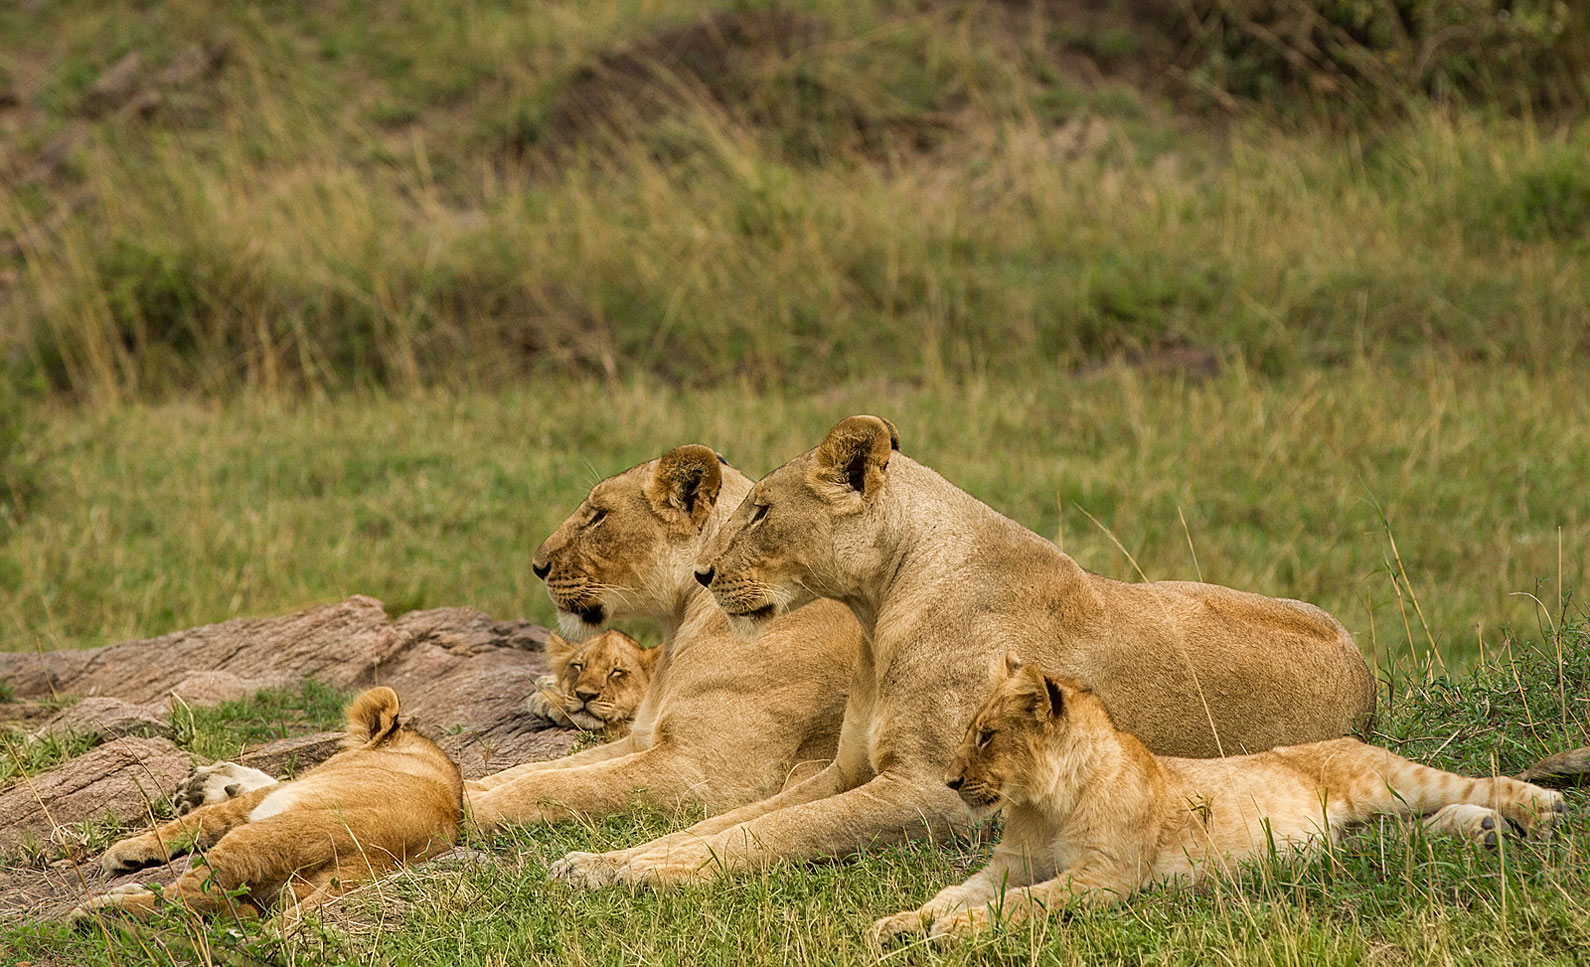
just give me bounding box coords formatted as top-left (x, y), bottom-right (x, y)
top-left (0, 737), bottom-right (191, 855)
top-left (234, 731), bottom-right (346, 778)
top-left (28, 697), bottom-right (170, 743)
top-left (0, 596), bottom-right (402, 704)
top-left (166, 670), bottom-right (282, 708)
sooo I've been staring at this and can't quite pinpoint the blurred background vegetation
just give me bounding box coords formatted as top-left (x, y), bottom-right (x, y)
top-left (0, 0), bottom-right (1586, 665)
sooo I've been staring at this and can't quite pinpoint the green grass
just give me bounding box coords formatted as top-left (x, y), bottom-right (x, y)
top-left (3, 362), bottom-right (1587, 668)
top-left (174, 681), bottom-right (350, 766)
top-left (4, 627), bottom-right (1586, 966)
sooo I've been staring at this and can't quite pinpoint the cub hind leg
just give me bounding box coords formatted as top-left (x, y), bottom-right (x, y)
top-left (1337, 743), bottom-right (1565, 840)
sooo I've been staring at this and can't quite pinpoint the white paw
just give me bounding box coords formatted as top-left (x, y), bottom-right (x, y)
top-left (173, 762), bottom-right (277, 815)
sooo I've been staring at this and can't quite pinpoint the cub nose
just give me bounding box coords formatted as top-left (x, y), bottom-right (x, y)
top-left (574, 687), bottom-right (600, 702)
top-left (531, 561), bottom-right (551, 580)
top-left (945, 776), bottom-right (964, 791)
top-left (694, 566), bottom-right (715, 588)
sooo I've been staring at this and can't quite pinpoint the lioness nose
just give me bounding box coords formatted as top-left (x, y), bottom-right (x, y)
top-left (694, 566), bottom-right (715, 588)
top-left (531, 561), bottom-right (551, 580)
top-left (945, 776), bottom-right (964, 791)
top-left (574, 687), bottom-right (600, 702)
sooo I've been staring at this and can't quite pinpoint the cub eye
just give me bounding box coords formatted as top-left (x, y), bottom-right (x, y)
top-left (587, 509), bottom-right (607, 528)
top-left (750, 503), bottom-right (770, 525)
top-left (977, 729), bottom-right (995, 748)
top-left (569, 662), bottom-right (583, 672)
top-left (608, 668), bottom-right (626, 679)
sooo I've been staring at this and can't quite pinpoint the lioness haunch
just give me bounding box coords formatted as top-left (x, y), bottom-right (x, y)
top-left (70, 687), bottom-right (460, 925)
top-left (873, 656), bottom-right (1571, 944)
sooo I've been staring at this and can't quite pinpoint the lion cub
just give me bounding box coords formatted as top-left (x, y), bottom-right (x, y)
top-left (524, 630), bottom-right (659, 736)
top-left (872, 656), bottom-right (1566, 945)
top-left (71, 687), bottom-right (461, 924)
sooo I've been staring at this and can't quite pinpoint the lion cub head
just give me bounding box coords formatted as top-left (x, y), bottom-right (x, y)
top-left (946, 654), bottom-right (1109, 816)
top-left (531, 445), bottom-right (749, 640)
top-left (696, 415), bottom-right (898, 636)
top-left (542, 630), bottom-right (659, 732)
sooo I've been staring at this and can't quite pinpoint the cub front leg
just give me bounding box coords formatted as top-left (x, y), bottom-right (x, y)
top-left (927, 862), bottom-right (1134, 940)
top-left (100, 786), bottom-right (274, 874)
top-left (869, 834), bottom-right (1051, 949)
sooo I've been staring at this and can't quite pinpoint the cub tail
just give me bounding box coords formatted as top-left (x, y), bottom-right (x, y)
top-left (1518, 746), bottom-right (1590, 788)
top-left (344, 686), bottom-right (403, 748)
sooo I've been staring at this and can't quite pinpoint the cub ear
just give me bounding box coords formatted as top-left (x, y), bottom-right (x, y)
top-left (545, 633), bottom-right (579, 670)
top-left (811, 415), bottom-right (899, 500)
top-left (1040, 673), bottom-right (1066, 721)
top-left (645, 445), bottom-right (724, 527)
top-left (636, 641), bottom-right (661, 672)
top-left (345, 686), bottom-right (402, 745)
top-left (1002, 651), bottom-right (1023, 677)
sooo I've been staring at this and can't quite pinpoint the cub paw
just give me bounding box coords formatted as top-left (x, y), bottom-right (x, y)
top-left (523, 675), bottom-right (574, 727)
top-left (67, 884), bottom-right (156, 926)
top-left (173, 762), bottom-right (277, 815)
top-left (99, 837), bottom-right (164, 875)
top-left (1500, 787), bottom-right (1567, 839)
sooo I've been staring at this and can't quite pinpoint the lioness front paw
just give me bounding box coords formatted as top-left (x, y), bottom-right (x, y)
top-left (548, 850), bottom-right (627, 890)
top-left (99, 837), bottom-right (165, 875)
top-left (173, 762), bottom-right (277, 815)
top-left (868, 910), bottom-right (930, 949)
top-left (611, 846), bottom-right (720, 890)
top-left (928, 907), bottom-right (991, 941)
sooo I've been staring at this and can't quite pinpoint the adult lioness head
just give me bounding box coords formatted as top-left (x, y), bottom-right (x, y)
top-left (542, 630), bottom-right (659, 732)
top-left (696, 415), bottom-right (898, 635)
top-left (532, 444), bottom-right (749, 640)
top-left (944, 654), bottom-right (1092, 817)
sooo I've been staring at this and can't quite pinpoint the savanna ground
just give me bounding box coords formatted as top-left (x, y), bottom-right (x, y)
top-left (2, 0), bottom-right (1589, 964)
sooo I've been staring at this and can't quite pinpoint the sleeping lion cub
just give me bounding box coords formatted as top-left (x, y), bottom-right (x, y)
top-left (524, 630), bottom-right (658, 736)
top-left (872, 656), bottom-right (1567, 945)
top-left (71, 687), bottom-right (461, 925)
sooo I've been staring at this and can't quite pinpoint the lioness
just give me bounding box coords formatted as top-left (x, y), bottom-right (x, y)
top-left (552, 415), bottom-right (1375, 888)
top-left (524, 630), bottom-right (658, 736)
top-left (71, 687), bottom-right (460, 924)
top-left (464, 445), bottom-right (859, 829)
top-left (872, 657), bottom-right (1566, 944)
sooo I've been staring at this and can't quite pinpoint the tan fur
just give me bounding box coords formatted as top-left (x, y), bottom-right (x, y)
top-left (525, 630), bottom-right (659, 736)
top-left (555, 415), bottom-right (1376, 890)
top-left (70, 687), bottom-right (461, 926)
top-left (872, 663), bottom-right (1565, 944)
top-left (466, 445), bottom-right (859, 834)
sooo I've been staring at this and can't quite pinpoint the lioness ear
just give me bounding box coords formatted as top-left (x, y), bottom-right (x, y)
top-left (546, 633), bottom-right (578, 669)
top-left (645, 445), bottom-right (723, 527)
top-left (811, 415), bottom-right (898, 501)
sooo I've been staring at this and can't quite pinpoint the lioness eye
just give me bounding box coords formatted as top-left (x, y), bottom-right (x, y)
top-left (977, 729), bottom-right (994, 747)
top-left (587, 509), bottom-right (607, 528)
top-left (750, 503), bottom-right (770, 525)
